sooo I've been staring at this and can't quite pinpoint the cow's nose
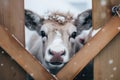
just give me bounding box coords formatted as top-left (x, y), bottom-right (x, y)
top-left (48, 49), bottom-right (66, 65)
top-left (48, 49), bottom-right (66, 56)
top-left (79, 39), bottom-right (85, 45)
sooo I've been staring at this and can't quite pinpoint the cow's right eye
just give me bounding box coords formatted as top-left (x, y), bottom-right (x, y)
top-left (40, 31), bottom-right (47, 38)
top-left (70, 32), bottom-right (77, 39)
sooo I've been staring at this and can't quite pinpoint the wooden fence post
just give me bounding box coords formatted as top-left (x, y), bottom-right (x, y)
top-left (92, 0), bottom-right (112, 29)
top-left (0, 0), bottom-right (26, 80)
top-left (0, 0), bottom-right (25, 45)
top-left (93, 0), bottom-right (120, 80)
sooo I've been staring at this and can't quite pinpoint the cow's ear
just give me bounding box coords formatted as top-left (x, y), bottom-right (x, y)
top-left (25, 9), bottom-right (44, 31)
top-left (74, 9), bottom-right (92, 47)
top-left (75, 9), bottom-right (92, 34)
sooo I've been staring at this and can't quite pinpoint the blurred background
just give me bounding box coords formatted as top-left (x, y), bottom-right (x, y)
top-left (24, 0), bottom-right (92, 16)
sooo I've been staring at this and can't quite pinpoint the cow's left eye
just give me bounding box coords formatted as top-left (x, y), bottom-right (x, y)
top-left (40, 30), bottom-right (47, 38)
top-left (70, 32), bottom-right (77, 39)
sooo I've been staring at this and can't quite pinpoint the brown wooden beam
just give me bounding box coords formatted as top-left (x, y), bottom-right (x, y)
top-left (0, 25), bottom-right (56, 80)
top-left (0, 0), bottom-right (25, 45)
top-left (94, 32), bottom-right (120, 80)
top-left (92, 0), bottom-right (112, 29)
top-left (0, 47), bottom-right (26, 80)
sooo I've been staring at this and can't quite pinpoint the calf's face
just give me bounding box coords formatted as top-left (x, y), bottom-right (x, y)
top-left (75, 9), bottom-right (92, 45)
top-left (25, 9), bottom-right (92, 74)
top-left (40, 21), bottom-right (77, 71)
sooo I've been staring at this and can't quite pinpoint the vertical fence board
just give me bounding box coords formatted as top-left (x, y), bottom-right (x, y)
top-left (110, 0), bottom-right (120, 6)
top-left (0, 0), bottom-right (24, 45)
top-left (0, 0), bottom-right (26, 79)
top-left (92, 0), bottom-right (112, 29)
top-left (93, 0), bottom-right (120, 80)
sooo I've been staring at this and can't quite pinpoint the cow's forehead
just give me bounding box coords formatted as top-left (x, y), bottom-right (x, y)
top-left (42, 21), bottom-right (76, 32)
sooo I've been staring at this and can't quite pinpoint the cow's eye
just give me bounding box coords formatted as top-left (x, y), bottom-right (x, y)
top-left (70, 32), bottom-right (77, 39)
top-left (40, 31), bottom-right (47, 38)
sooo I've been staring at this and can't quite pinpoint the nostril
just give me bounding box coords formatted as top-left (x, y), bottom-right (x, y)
top-left (79, 39), bottom-right (85, 44)
top-left (49, 49), bottom-right (54, 55)
top-left (61, 51), bottom-right (66, 56)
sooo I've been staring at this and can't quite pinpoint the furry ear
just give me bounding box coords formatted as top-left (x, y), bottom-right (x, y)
top-left (75, 9), bottom-right (92, 34)
top-left (25, 9), bottom-right (44, 31)
top-left (75, 9), bottom-right (92, 45)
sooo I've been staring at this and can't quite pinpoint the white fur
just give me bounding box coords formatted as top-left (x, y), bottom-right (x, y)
top-left (45, 31), bottom-right (69, 63)
top-left (77, 28), bottom-right (92, 44)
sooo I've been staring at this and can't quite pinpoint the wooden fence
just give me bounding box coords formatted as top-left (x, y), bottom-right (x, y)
top-left (0, 0), bottom-right (120, 80)
top-left (93, 0), bottom-right (120, 80)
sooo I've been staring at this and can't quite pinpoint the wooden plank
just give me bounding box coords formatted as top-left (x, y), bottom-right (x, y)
top-left (92, 0), bottom-right (112, 29)
top-left (92, 0), bottom-right (120, 29)
top-left (0, 25), bottom-right (56, 80)
top-left (0, 0), bottom-right (26, 79)
top-left (0, 47), bottom-right (26, 80)
top-left (0, 0), bottom-right (25, 45)
top-left (94, 33), bottom-right (120, 80)
top-left (93, 0), bottom-right (120, 80)
top-left (110, 0), bottom-right (120, 6)
top-left (56, 16), bottom-right (120, 80)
